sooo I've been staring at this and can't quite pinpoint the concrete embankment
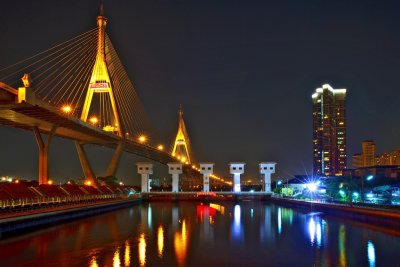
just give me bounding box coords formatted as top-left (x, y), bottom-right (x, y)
top-left (272, 197), bottom-right (400, 230)
top-left (0, 198), bottom-right (142, 237)
top-left (142, 192), bottom-right (272, 202)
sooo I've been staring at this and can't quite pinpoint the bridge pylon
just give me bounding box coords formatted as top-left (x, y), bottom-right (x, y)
top-left (80, 4), bottom-right (122, 137)
top-left (172, 105), bottom-right (192, 164)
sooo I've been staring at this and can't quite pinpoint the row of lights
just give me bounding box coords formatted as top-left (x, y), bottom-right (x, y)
top-left (61, 105), bottom-right (228, 184)
top-left (61, 105), bottom-right (167, 152)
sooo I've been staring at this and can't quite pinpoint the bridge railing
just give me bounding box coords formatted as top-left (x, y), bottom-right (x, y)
top-left (0, 193), bottom-right (132, 211)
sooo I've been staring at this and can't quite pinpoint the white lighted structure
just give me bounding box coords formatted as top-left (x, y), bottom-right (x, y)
top-left (168, 162), bottom-right (183, 192)
top-left (230, 162), bottom-right (245, 192)
top-left (259, 162), bottom-right (277, 193)
top-left (137, 162), bottom-right (153, 192)
top-left (199, 163), bottom-right (214, 192)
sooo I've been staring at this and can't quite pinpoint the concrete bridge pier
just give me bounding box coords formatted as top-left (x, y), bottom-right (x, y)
top-left (104, 140), bottom-right (124, 177)
top-left (137, 162), bottom-right (153, 192)
top-left (230, 162), bottom-right (245, 193)
top-left (75, 141), bottom-right (96, 185)
top-left (33, 126), bottom-right (56, 185)
top-left (199, 163), bottom-right (214, 192)
top-left (259, 162), bottom-right (276, 193)
top-left (168, 163), bottom-right (182, 192)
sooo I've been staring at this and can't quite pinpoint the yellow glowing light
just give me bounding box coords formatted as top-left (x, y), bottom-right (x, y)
top-left (61, 105), bottom-right (72, 114)
top-left (177, 156), bottom-right (181, 160)
top-left (157, 145), bottom-right (164, 151)
top-left (125, 240), bottom-right (130, 267)
top-left (89, 116), bottom-right (98, 125)
top-left (85, 180), bottom-right (92, 186)
top-left (48, 180), bottom-right (53, 185)
top-left (15, 179), bottom-right (19, 184)
top-left (138, 135), bottom-right (147, 143)
top-left (174, 220), bottom-right (188, 266)
top-left (89, 256), bottom-right (99, 267)
top-left (138, 233), bottom-right (146, 267)
top-left (113, 248), bottom-right (121, 267)
top-left (157, 225), bottom-right (164, 258)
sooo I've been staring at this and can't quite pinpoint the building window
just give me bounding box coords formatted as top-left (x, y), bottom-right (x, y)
top-left (139, 167), bottom-right (143, 170)
top-left (233, 167), bottom-right (237, 170)
top-left (202, 167), bottom-right (205, 170)
top-left (208, 167), bottom-right (211, 170)
top-left (239, 167), bottom-right (243, 170)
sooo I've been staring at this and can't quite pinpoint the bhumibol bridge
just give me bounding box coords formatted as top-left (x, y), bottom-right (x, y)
top-left (0, 5), bottom-right (233, 191)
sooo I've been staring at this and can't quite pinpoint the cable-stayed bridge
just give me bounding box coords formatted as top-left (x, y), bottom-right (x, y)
top-left (0, 5), bottom-right (229, 189)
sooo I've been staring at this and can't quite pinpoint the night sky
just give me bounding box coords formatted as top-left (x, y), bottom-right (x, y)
top-left (1, 0), bottom-right (400, 185)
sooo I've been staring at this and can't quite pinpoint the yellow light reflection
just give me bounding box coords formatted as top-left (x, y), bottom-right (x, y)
top-left (338, 224), bottom-right (347, 267)
top-left (113, 248), bottom-right (121, 267)
top-left (157, 225), bottom-right (164, 258)
top-left (210, 203), bottom-right (225, 215)
top-left (124, 240), bottom-right (130, 267)
top-left (90, 256), bottom-right (99, 267)
top-left (174, 220), bottom-right (188, 266)
top-left (138, 233), bottom-right (146, 267)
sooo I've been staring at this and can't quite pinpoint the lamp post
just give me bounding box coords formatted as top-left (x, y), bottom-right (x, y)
top-left (361, 175), bottom-right (374, 202)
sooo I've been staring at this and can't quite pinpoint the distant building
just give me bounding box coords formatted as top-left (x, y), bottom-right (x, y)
top-left (312, 84), bottom-right (347, 176)
top-left (343, 165), bottom-right (400, 179)
top-left (362, 140), bottom-right (376, 167)
top-left (352, 140), bottom-right (400, 167)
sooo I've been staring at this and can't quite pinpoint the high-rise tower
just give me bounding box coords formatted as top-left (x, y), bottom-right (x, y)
top-left (312, 84), bottom-right (347, 176)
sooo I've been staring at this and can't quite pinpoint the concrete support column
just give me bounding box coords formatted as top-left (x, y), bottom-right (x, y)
top-left (168, 163), bottom-right (182, 192)
top-left (33, 126), bottom-right (56, 185)
top-left (104, 140), bottom-right (124, 177)
top-left (199, 163), bottom-right (214, 192)
top-left (259, 162), bottom-right (277, 193)
top-left (229, 162), bottom-right (245, 193)
top-left (137, 162), bottom-right (153, 192)
top-left (75, 141), bottom-right (96, 185)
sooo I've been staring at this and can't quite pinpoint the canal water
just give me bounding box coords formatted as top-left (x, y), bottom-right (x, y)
top-left (0, 201), bottom-right (399, 267)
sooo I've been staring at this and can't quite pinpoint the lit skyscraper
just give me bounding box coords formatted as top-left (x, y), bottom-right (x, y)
top-left (312, 84), bottom-right (347, 176)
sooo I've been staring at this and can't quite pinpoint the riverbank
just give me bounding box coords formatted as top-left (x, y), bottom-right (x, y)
top-left (0, 197), bottom-right (141, 237)
top-left (142, 191), bottom-right (272, 202)
top-left (272, 196), bottom-right (400, 230)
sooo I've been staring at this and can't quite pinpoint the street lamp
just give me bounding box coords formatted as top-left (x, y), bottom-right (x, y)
top-left (361, 175), bottom-right (374, 202)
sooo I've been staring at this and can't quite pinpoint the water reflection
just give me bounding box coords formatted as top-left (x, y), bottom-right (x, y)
top-left (113, 247), bottom-right (121, 267)
top-left (308, 217), bottom-right (322, 247)
top-left (124, 240), bottom-right (130, 267)
top-left (338, 224), bottom-right (347, 267)
top-left (367, 240), bottom-right (376, 267)
top-left (231, 204), bottom-right (243, 242)
top-left (174, 220), bottom-right (188, 266)
top-left (1, 202), bottom-right (399, 267)
top-left (90, 256), bottom-right (98, 267)
top-left (138, 234), bottom-right (146, 267)
top-left (277, 207), bottom-right (282, 235)
top-left (157, 225), bottom-right (164, 258)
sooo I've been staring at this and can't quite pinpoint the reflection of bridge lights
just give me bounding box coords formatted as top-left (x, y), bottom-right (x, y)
top-left (113, 248), bottom-right (121, 267)
top-left (89, 116), bottom-right (98, 125)
top-left (61, 105), bottom-right (72, 114)
top-left (124, 240), bottom-right (130, 267)
top-left (138, 233), bottom-right (146, 267)
top-left (157, 225), bottom-right (164, 258)
top-left (157, 145), bottom-right (164, 151)
top-left (138, 135), bottom-right (147, 143)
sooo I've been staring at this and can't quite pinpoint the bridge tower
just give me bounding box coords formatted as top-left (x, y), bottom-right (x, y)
top-left (80, 4), bottom-right (122, 137)
top-left (172, 105), bottom-right (192, 164)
